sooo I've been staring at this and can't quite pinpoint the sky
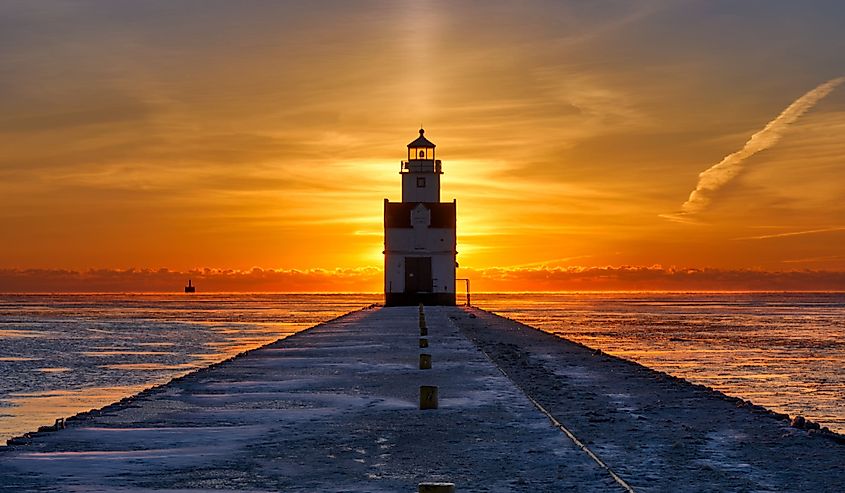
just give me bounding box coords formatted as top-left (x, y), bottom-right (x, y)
top-left (1, 1), bottom-right (844, 291)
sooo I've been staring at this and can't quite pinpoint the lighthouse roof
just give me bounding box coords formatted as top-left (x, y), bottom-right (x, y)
top-left (407, 128), bottom-right (436, 148)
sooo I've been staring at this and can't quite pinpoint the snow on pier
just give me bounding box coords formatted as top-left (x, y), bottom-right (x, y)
top-left (2, 306), bottom-right (844, 492)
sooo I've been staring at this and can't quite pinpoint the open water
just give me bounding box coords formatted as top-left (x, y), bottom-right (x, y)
top-left (1, 292), bottom-right (843, 440)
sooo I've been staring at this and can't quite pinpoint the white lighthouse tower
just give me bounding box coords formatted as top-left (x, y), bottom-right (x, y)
top-left (384, 129), bottom-right (456, 306)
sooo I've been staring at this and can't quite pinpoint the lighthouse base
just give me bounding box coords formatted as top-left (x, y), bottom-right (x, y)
top-left (385, 293), bottom-right (456, 307)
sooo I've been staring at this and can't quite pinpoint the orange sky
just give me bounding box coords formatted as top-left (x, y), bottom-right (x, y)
top-left (1, 2), bottom-right (844, 291)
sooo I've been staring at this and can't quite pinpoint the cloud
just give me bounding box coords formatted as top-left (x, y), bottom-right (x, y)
top-left (735, 226), bottom-right (845, 241)
top-left (782, 255), bottom-right (845, 264)
top-left (0, 267), bottom-right (383, 293)
top-left (2, 266), bottom-right (843, 293)
top-left (665, 77), bottom-right (844, 220)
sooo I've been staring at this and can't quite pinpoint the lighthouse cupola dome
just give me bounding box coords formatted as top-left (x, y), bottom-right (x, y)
top-left (407, 128), bottom-right (436, 161)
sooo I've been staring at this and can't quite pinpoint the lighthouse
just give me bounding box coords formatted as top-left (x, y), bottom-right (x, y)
top-left (384, 129), bottom-right (457, 306)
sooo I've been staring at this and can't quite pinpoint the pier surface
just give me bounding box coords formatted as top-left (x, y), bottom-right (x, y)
top-left (2, 306), bottom-right (844, 492)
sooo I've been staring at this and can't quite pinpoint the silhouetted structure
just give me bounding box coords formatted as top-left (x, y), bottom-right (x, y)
top-left (184, 279), bottom-right (196, 293)
top-left (384, 129), bottom-right (457, 306)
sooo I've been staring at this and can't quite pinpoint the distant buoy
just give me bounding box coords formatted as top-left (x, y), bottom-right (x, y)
top-left (184, 279), bottom-right (196, 293)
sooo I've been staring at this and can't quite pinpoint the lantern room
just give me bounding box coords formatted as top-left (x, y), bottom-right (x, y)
top-left (400, 128), bottom-right (442, 202)
top-left (407, 129), bottom-right (436, 161)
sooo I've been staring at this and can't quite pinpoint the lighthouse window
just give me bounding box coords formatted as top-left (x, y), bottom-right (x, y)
top-left (416, 177), bottom-right (426, 188)
top-left (409, 147), bottom-right (435, 160)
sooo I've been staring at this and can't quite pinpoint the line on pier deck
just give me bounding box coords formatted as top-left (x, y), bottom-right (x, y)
top-left (452, 311), bottom-right (637, 493)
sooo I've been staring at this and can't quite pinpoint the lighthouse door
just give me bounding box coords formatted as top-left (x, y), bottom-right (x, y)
top-left (404, 257), bottom-right (432, 293)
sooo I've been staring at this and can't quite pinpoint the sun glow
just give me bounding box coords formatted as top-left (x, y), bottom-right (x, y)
top-left (1, 2), bottom-right (844, 291)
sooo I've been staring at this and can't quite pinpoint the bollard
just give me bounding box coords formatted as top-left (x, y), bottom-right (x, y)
top-left (420, 385), bottom-right (438, 409)
top-left (420, 326), bottom-right (428, 336)
top-left (419, 482), bottom-right (455, 493)
top-left (419, 338), bottom-right (428, 348)
top-left (419, 353), bottom-right (432, 369)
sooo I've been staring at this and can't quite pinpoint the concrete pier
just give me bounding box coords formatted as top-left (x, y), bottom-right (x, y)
top-left (1, 306), bottom-right (844, 492)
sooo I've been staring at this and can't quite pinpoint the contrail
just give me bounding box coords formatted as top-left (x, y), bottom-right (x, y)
top-left (670, 77), bottom-right (844, 219)
top-left (735, 226), bottom-right (845, 241)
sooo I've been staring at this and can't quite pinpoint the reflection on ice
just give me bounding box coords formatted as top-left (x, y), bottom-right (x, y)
top-left (0, 330), bottom-right (49, 339)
